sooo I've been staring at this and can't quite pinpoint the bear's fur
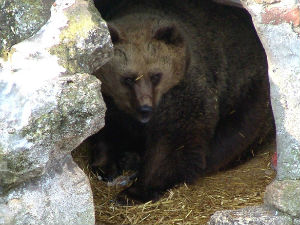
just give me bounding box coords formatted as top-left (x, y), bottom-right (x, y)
top-left (91, 0), bottom-right (273, 204)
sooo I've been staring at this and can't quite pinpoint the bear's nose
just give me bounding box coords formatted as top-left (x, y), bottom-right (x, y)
top-left (138, 105), bottom-right (153, 123)
top-left (139, 105), bottom-right (152, 115)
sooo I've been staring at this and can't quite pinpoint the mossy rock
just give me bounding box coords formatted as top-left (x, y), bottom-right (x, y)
top-left (0, 0), bottom-right (54, 56)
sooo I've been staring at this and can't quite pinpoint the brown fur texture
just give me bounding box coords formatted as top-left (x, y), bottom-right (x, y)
top-left (91, 0), bottom-right (273, 204)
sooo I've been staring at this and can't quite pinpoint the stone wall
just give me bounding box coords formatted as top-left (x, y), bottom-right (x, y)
top-left (0, 0), bottom-right (113, 224)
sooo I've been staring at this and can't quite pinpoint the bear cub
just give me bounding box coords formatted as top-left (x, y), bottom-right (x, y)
top-left (90, 0), bottom-right (273, 204)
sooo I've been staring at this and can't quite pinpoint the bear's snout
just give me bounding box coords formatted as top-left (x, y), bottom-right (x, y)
top-left (138, 105), bottom-right (153, 123)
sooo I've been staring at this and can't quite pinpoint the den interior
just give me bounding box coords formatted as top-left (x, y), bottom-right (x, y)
top-left (72, 0), bottom-right (277, 224)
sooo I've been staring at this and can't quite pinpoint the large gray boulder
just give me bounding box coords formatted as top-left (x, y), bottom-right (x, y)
top-left (209, 206), bottom-right (293, 225)
top-left (0, 0), bottom-right (113, 224)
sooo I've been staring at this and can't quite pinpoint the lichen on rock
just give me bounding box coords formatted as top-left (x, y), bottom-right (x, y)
top-left (0, 0), bottom-right (54, 55)
top-left (50, 0), bottom-right (113, 74)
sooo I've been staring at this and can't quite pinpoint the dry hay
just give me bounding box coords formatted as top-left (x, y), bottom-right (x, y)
top-left (72, 142), bottom-right (276, 225)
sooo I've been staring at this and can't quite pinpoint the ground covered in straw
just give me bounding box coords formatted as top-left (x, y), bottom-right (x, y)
top-left (72, 142), bottom-right (276, 225)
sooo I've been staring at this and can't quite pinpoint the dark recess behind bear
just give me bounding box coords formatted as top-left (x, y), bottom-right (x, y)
top-left (90, 0), bottom-right (274, 204)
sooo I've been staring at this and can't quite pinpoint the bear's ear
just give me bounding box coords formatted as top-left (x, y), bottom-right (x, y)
top-left (153, 25), bottom-right (183, 46)
top-left (107, 23), bottom-right (121, 44)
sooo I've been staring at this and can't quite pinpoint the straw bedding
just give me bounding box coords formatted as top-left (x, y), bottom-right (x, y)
top-left (72, 141), bottom-right (276, 225)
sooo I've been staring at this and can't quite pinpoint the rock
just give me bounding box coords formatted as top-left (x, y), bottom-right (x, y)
top-left (0, 0), bottom-right (113, 224)
top-left (208, 206), bottom-right (293, 225)
top-left (0, 0), bottom-right (54, 53)
top-left (294, 218), bottom-right (300, 225)
top-left (50, 0), bottom-right (112, 74)
top-left (264, 180), bottom-right (300, 218)
top-left (0, 73), bottom-right (105, 192)
top-left (0, 155), bottom-right (94, 225)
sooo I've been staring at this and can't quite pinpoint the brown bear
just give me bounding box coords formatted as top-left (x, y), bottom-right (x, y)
top-left (91, 0), bottom-right (273, 204)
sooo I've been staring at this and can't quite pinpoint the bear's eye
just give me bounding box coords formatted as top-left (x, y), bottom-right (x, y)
top-left (150, 73), bottom-right (162, 86)
top-left (121, 77), bottom-right (135, 87)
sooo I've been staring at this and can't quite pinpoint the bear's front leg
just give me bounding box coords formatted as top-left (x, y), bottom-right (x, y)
top-left (116, 182), bottom-right (161, 205)
top-left (89, 124), bottom-right (144, 182)
top-left (116, 138), bottom-right (208, 205)
top-left (89, 129), bottom-right (120, 181)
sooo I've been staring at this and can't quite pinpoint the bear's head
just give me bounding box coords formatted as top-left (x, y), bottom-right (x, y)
top-left (96, 16), bottom-right (189, 123)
